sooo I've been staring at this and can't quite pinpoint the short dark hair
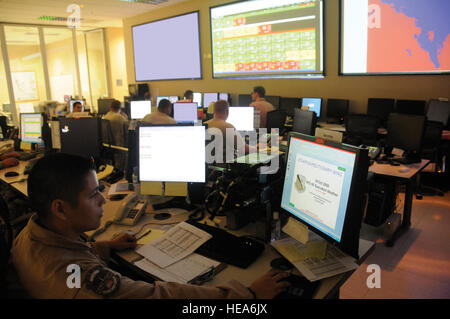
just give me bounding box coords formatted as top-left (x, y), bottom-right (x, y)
top-left (111, 100), bottom-right (121, 111)
top-left (253, 86), bottom-right (266, 98)
top-left (27, 153), bottom-right (96, 219)
top-left (158, 99), bottom-right (171, 112)
top-left (184, 90), bottom-right (193, 99)
top-left (73, 102), bottom-right (82, 107)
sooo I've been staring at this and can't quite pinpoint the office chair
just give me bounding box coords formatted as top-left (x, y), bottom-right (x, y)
top-left (292, 109), bottom-right (317, 136)
top-left (266, 109), bottom-right (287, 136)
top-left (0, 116), bottom-right (8, 140)
top-left (416, 120), bottom-right (445, 199)
top-left (279, 97), bottom-right (301, 118)
top-left (344, 114), bottom-right (380, 146)
top-left (367, 98), bottom-right (395, 127)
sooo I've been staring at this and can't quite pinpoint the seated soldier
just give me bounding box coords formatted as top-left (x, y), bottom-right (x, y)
top-left (11, 153), bottom-right (290, 298)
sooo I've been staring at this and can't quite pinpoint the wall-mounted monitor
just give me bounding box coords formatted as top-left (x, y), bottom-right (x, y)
top-left (132, 11), bottom-right (202, 81)
top-left (340, 0), bottom-right (450, 75)
top-left (210, 0), bottom-right (324, 79)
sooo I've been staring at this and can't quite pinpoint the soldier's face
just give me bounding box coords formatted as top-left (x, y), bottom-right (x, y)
top-left (66, 170), bottom-right (106, 233)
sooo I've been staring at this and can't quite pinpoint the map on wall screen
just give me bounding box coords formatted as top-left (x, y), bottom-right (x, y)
top-left (367, 0), bottom-right (450, 73)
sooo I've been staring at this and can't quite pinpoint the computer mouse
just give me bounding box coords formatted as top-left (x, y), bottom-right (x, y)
top-left (275, 274), bottom-right (320, 299)
top-left (398, 167), bottom-right (411, 173)
top-left (271, 257), bottom-right (294, 271)
top-left (154, 212), bottom-right (172, 220)
top-left (4, 171), bottom-right (19, 177)
top-left (109, 194), bottom-right (127, 201)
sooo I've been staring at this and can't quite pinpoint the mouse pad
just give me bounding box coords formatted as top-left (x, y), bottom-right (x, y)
top-left (145, 208), bottom-right (190, 225)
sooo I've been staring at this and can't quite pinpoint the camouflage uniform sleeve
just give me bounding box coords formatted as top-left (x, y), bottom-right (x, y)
top-left (74, 263), bottom-right (253, 299)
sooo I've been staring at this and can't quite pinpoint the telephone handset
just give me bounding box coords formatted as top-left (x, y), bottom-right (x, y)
top-left (113, 193), bottom-right (148, 226)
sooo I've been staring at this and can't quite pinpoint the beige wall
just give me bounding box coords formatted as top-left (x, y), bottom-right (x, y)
top-left (105, 27), bottom-right (129, 101)
top-left (123, 0), bottom-right (450, 115)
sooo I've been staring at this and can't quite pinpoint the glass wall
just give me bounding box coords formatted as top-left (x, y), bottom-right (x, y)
top-left (5, 26), bottom-right (46, 117)
top-left (0, 37), bottom-right (12, 125)
top-left (86, 29), bottom-right (108, 113)
top-left (44, 28), bottom-right (78, 103)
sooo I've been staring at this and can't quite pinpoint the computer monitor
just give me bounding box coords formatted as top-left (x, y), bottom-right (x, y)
top-left (367, 98), bottom-right (395, 126)
top-left (173, 102), bottom-right (198, 123)
top-left (130, 100), bottom-right (152, 119)
top-left (169, 96), bottom-right (179, 104)
top-left (238, 94), bottom-right (252, 106)
top-left (219, 93), bottom-right (229, 102)
top-left (265, 95), bottom-right (280, 108)
top-left (386, 113), bottom-right (426, 163)
top-left (20, 113), bottom-right (42, 144)
top-left (156, 96), bottom-right (169, 106)
top-left (326, 99), bottom-right (349, 123)
top-left (193, 92), bottom-right (202, 108)
top-left (395, 99), bottom-right (426, 116)
top-left (69, 99), bottom-right (85, 113)
top-left (293, 109), bottom-right (317, 136)
top-left (426, 99), bottom-right (450, 127)
top-left (203, 93), bottom-right (218, 109)
top-left (59, 117), bottom-right (102, 159)
top-left (279, 97), bottom-right (301, 117)
top-left (280, 132), bottom-right (369, 258)
top-left (97, 98), bottom-right (114, 115)
top-left (227, 107), bottom-right (254, 131)
top-left (138, 124), bottom-right (205, 182)
top-left (301, 97), bottom-right (322, 118)
top-left (266, 110), bottom-right (287, 131)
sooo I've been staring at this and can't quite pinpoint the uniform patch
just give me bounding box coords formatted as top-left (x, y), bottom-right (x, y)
top-left (85, 266), bottom-right (120, 298)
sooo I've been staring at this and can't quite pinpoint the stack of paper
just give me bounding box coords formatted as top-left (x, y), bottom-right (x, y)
top-left (134, 222), bottom-right (220, 284)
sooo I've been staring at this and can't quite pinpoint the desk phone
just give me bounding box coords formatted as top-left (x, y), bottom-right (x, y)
top-left (113, 193), bottom-right (148, 226)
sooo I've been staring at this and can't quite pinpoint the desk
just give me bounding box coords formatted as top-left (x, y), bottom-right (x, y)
top-left (369, 159), bottom-right (430, 246)
top-left (93, 194), bottom-right (375, 299)
top-left (0, 158), bottom-right (34, 196)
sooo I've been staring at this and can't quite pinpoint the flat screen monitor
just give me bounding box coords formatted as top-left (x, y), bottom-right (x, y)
top-left (386, 113), bottom-right (425, 154)
top-left (70, 99), bottom-right (85, 113)
top-left (227, 107), bottom-right (254, 131)
top-left (169, 96), bottom-right (179, 104)
top-left (396, 99), bottom-right (426, 116)
top-left (340, 0), bottom-right (450, 75)
top-left (156, 96), bottom-right (169, 106)
top-left (281, 132), bottom-right (369, 258)
top-left (97, 98), bottom-right (114, 115)
top-left (301, 97), bottom-right (322, 118)
top-left (59, 117), bottom-right (102, 158)
top-left (173, 102), bottom-right (198, 123)
top-left (265, 96), bottom-right (280, 108)
top-left (210, 0), bottom-right (324, 79)
top-left (219, 93), bottom-right (229, 102)
top-left (238, 94), bottom-right (252, 106)
top-left (326, 99), bottom-right (349, 122)
top-left (138, 125), bottom-right (205, 182)
top-left (203, 93), bottom-right (218, 109)
top-left (427, 99), bottom-right (450, 126)
top-left (367, 98), bottom-right (395, 125)
top-left (132, 11), bottom-right (202, 81)
top-left (20, 113), bottom-right (42, 144)
top-left (131, 100), bottom-right (152, 119)
top-left (193, 92), bottom-right (202, 108)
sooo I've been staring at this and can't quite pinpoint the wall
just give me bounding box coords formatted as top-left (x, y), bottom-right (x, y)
top-left (105, 27), bottom-right (129, 101)
top-left (123, 0), bottom-right (450, 114)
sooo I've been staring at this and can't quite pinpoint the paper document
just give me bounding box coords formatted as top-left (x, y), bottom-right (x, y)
top-left (134, 253), bottom-right (220, 284)
top-left (108, 182), bottom-right (133, 196)
top-left (272, 237), bottom-right (358, 282)
top-left (137, 228), bottom-right (165, 245)
top-left (282, 217), bottom-right (309, 244)
top-left (136, 222), bottom-right (212, 268)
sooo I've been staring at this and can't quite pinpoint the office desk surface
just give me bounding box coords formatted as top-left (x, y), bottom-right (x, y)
top-left (369, 159), bottom-right (430, 179)
top-left (0, 158), bottom-right (35, 196)
top-left (92, 193), bottom-right (375, 299)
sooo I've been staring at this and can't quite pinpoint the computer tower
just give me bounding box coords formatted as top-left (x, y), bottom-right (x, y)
top-left (365, 178), bottom-right (396, 226)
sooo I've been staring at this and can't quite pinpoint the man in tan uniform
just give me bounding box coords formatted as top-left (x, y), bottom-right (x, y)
top-left (11, 153), bottom-right (289, 298)
top-left (250, 86), bottom-right (274, 128)
top-left (142, 99), bottom-right (176, 125)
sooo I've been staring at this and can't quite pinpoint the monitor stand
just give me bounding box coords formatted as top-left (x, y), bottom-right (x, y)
top-left (152, 196), bottom-right (194, 211)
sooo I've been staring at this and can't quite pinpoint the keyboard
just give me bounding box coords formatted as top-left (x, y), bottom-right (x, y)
top-left (18, 152), bottom-right (39, 161)
top-left (186, 220), bottom-right (265, 269)
top-left (23, 158), bottom-right (39, 175)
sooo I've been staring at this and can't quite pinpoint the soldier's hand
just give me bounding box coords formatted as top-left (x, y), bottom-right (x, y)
top-left (249, 270), bottom-right (291, 299)
top-left (0, 151), bottom-right (21, 160)
top-left (109, 232), bottom-right (137, 251)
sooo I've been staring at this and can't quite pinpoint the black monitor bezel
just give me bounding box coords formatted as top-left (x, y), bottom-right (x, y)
top-left (281, 132), bottom-right (369, 259)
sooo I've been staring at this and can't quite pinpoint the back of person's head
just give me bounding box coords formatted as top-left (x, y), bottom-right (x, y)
top-left (253, 86), bottom-right (266, 98)
top-left (214, 100), bottom-right (229, 116)
top-left (27, 153), bottom-right (96, 220)
top-left (158, 99), bottom-right (172, 114)
top-left (110, 99), bottom-right (121, 112)
top-left (184, 90), bottom-right (193, 100)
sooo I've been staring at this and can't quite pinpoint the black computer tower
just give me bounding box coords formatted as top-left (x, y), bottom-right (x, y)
top-left (365, 178), bottom-right (396, 226)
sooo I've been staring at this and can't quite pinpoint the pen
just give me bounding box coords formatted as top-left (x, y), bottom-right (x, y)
top-left (136, 229), bottom-right (152, 241)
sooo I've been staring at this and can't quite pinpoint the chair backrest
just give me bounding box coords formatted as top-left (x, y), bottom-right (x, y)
top-left (367, 98), bottom-right (395, 126)
top-left (293, 109), bottom-right (317, 136)
top-left (345, 114), bottom-right (380, 146)
top-left (279, 97), bottom-right (301, 118)
top-left (0, 116), bottom-right (8, 139)
top-left (426, 99), bottom-right (450, 128)
top-left (101, 119), bottom-right (115, 146)
top-left (266, 109), bottom-right (287, 132)
top-left (422, 120), bottom-right (444, 151)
